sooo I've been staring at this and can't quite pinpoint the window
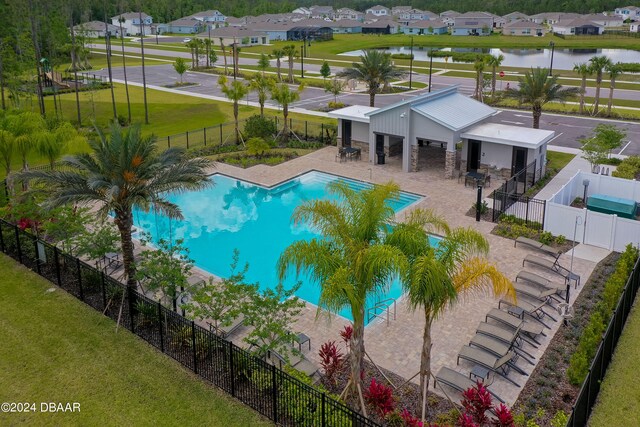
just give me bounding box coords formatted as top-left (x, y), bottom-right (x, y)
top-left (250, 37), bottom-right (258, 43)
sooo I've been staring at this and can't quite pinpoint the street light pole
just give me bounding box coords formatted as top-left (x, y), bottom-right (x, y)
top-left (301, 34), bottom-right (305, 79)
top-left (409, 36), bottom-right (414, 89)
top-left (428, 48), bottom-right (433, 93)
top-left (548, 41), bottom-right (555, 76)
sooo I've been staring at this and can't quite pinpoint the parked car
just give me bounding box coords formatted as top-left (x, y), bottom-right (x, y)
top-left (183, 38), bottom-right (192, 43)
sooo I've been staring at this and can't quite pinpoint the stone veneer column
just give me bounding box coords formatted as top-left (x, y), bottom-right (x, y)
top-left (411, 145), bottom-right (419, 172)
top-left (444, 150), bottom-right (456, 179)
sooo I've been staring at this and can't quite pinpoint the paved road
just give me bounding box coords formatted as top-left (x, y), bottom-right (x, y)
top-left (93, 43), bottom-right (640, 102)
top-left (90, 63), bottom-right (640, 155)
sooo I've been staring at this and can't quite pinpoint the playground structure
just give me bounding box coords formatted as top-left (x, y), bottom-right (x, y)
top-left (40, 58), bottom-right (71, 89)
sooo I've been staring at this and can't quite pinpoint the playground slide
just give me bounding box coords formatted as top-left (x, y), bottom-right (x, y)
top-left (45, 72), bottom-right (70, 89)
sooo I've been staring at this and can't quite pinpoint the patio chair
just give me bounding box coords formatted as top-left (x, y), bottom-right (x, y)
top-left (457, 346), bottom-right (525, 386)
top-left (514, 236), bottom-right (562, 260)
top-left (469, 333), bottom-right (534, 366)
top-left (522, 254), bottom-right (581, 287)
top-left (434, 366), bottom-right (505, 403)
top-left (498, 295), bottom-right (555, 328)
top-left (208, 313), bottom-right (245, 339)
top-left (516, 271), bottom-right (566, 302)
top-left (484, 309), bottom-right (546, 346)
top-left (335, 147), bottom-right (347, 163)
top-left (268, 348), bottom-right (319, 378)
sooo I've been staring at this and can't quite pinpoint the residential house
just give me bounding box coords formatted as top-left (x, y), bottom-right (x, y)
top-left (292, 7), bottom-right (311, 16)
top-left (362, 17), bottom-right (398, 34)
top-left (552, 17), bottom-right (605, 35)
top-left (165, 18), bottom-right (205, 34)
top-left (502, 12), bottom-right (530, 23)
top-left (583, 14), bottom-right (624, 27)
top-left (396, 9), bottom-right (438, 25)
top-left (191, 10), bottom-right (226, 23)
top-left (401, 20), bottom-right (448, 35)
top-left (330, 20), bottom-right (363, 34)
top-left (631, 22), bottom-right (640, 32)
top-left (391, 6), bottom-right (412, 15)
top-left (74, 21), bottom-right (121, 38)
top-left (440, 10), bottom-right (461, 26)
top-left (335, 8), bottom-right (364, 21)
top-left (614, 6), bottom-right (640, 20)
top-left (111, 12), bottom-right (152, 35)
top-left (366, 5), bottom-right (390, 17)
top-left (225, 17), bottom-right (247, 27)
top-left (251, 20), bottom-right (333, 41)
top-left (484, 12), bottom-right (506, 28)
top-left (201, 27), bottom-right (269, 46)
top-left (328, 86), bottom-right (554, 177)
top-left (309, 5), bottom-right (334, 19)
top-left (502, 20), bottom-right (545, 36)
top-left (529, 12), bottom-right (582, 25)
top-left (452, 12), bottom-right (494, 35)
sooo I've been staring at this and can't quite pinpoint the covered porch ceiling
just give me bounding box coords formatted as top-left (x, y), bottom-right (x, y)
top-left (461, 123), bottom-right (555, 149)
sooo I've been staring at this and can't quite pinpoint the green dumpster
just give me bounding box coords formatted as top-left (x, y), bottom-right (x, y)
top-left (586, 194), bottom-right (637, 219)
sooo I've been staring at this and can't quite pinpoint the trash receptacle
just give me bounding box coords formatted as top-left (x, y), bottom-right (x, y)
top-left (377, 151), bottom-right (385, 165)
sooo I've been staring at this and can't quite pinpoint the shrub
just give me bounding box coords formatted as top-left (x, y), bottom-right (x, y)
top-left (612, 155), bottom-right (640, 179)
top-left (318, 341), bottom-right (344, 386)
top-left (364, 378), bottom-right (395, 417)
top-left (340, 324), bottom-right (353, 348)
top-left (555, 235), bottom-right (566, 245)
top-left (327, 101), bottom-right (345, 109)
top-left (539, 231), bottom-right (554, 245)
top-left (243, 114), bottom-right (277, 139)
top-left (472, 200), bottom-right (488, 215)
top-left (246, 137), bottom-right (271, 158)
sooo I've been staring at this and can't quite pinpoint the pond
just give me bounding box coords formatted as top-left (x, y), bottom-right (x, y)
top-left (339, 47), bottom-right (640, 71)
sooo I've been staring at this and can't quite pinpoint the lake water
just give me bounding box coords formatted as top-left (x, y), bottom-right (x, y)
top-left (339, 47), bottom-right (640, 71)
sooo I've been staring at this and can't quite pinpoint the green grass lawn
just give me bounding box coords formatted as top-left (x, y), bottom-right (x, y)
top-left (0, 254), bottom-right (270, 426)
top-left (547, 151), bottom-right (575, 171)
top-left (589, 301), bottom-right (640, 426)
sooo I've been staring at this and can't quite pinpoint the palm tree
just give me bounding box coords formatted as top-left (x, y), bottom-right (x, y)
top-left (0, 129), bottom-right (15, 177)
top-left (118, 15), bottom-right (132, 124)
top-left (5, 111), bottom-right (45, 170)
top-left (272, 48), bottom-right (284, 81)
top-left (473, 56), bottom-right (486, 102)
top-left (269, 82), bottom-right (304, 143)
top-left (277, 181), bottom-right (408, 406)
top-left (605, 62), bottom-right (623, 116)
top-left (573, 63), bottom-right (591, 115)
top-left (589, 55), bottom-right (612, 116)
top-left (282, 45), bottom-right (298, 83)
top-left (19, 123), bottom-right (213, 288)
top-left (204, 38), bottom-right (212, 68)
top-left (257, 53), bottom-right (270, 75)
top-left (505, 67), bottom-right (580, 129)
top-left (337, 50), bottom-right (405, 107)
top-left (249, 73), bottom-right (273, 117)
top-left (218, 75), bottom-right (249, 144)
top-left (486, 54), bottom-right (504, 99)
top-left (219, 38), bottom-right (228, 75)
top-left (386, 209), bottom-right (514, 421)
top-left (35, 122), bottom-right (85, 169)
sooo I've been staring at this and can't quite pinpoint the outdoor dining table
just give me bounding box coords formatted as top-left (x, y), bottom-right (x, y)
top-left (344, 147), bottom-right (361, 161)
top-left (465, 171), bottom-right (486, 187)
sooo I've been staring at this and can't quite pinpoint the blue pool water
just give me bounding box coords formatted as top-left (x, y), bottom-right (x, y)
top-left (133, 171), bottom-right (433, 321)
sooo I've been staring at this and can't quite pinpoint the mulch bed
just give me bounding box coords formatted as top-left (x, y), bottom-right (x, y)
top-left (511, 251), bottom-right (620, 424)
top-left (465, 206), bottom-right (495, 222)
top-left (319, 358), bottom-right (458, 425)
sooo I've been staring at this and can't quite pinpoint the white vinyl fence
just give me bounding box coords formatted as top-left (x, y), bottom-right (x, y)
top-left (545, 171), bottom-right (640, 252)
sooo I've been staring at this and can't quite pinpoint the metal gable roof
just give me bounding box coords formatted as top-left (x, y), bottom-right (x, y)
top-left (409, 92), bottom-right (496, 131)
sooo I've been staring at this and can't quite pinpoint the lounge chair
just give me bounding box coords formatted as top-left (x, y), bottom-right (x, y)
top-left (208, 313), bottom-right (245, 339)
top-left (457, 346), bottom-right (525, 386)
top-left (268, 349), bottom-right (319, 377)
top-left (514, 236), bottom-right (562, 260)
top-left (434, 367), bottom-right (504, 403)
top-left (469, 333), bottom-right (534, 366)
top-left (515, 270), bottom-right (567, 302)
top-left (485, 309), bottom-right (545, 345)
top-left (476, 321), bottom-right (536, 359)
top-left (514, 282), bottom-right (561, 305)
top-left (522, 254), bottom-right (581, 287)
top-left (498, 294), bottom-right (555, 328)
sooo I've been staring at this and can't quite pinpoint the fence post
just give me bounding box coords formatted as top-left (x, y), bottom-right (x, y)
top-left (14, 226), bottom-right (22, 264)
top-left (167, 135), bottom-right (171, 148)
top-left (321, 123), bottom-right (324, 144)
top-left (305, 121), bottom-right (308, 140)
top-left (321, 393), bottom-right (326, 427)
top-left (191, 320), bottom-right (198, 374)
top-left (203, 127), bottom-right (207, 146)
top-left (186, 131), bottom-right (190, 149)
top-left (34, 239), bottom-right (41, 275)
top-left (128, 286), bottom-right (135, 332)
top-left (229, 341), bottom-right (235, 397)
top-left (158, 301), bottom-right (164, 352)
top-left (101, 271), bottom-right (107, 309)
top-left (53, 246), bottom-right (62, 286)
top-left (525, 197), bottom-right (530, 226)
top-left (219, 124), bottom-right (223, 144)
top-left (271, 364), bottom-right (278, 423)
top-left (76, 258), bottom-right (84, 301)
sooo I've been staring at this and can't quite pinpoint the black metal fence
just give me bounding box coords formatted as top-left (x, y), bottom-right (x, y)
top-left (566, 255), bottom-right (640, 426)
top-left (491, 159), bottom-right (545, 227)
top-left (0, 218), bottom-right (378, 427)
top-left (162, 116), bottom-right (336, 150)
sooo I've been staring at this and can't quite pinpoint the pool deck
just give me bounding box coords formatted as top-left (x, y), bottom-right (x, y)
top-left (182, 146), bottom-right (600, 406)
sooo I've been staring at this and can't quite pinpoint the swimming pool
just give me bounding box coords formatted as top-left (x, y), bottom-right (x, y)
top-left (133, 171), bottom-right (431, 321)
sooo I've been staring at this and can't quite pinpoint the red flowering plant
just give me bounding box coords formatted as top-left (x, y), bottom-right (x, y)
top-left (340, 324), bottom-right (353, 350)
top-left (456, 381), bottom-right (514, 427)
top-left (364, 378), bottom-right (395, 417)
top-left (318, 341), bottom-right (344, 386)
